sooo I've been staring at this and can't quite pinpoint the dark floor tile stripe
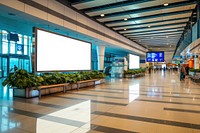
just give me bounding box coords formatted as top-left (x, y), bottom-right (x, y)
top-left (70, 92), bottom-right (128, 99)
top-left (90, 124), bottom-right (138, 133)
top-left (5, 106), bottom-right (86, 127)
top-left (135, 99), bottom-right (200, 106)
top-left (14, 98), bottom-right (66, 109)
top-left (55, 96), bottom-right (128, 106)
top-left (90, 90), bottom-right (123, 94)
top-left (88, 90), bottom-right (200, 100)
top-left (9, 107), bottom-right (43, 118)
top-left (92, 111), bottom-right (200, 130)
top-left (164, 107), bottom-right (200, 114)
top-left (101, 88), bottom-right (200, 96)
top-left (41, 115), bottom-right (85, 127)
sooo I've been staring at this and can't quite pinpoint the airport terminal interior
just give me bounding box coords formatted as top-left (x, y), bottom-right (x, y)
top-left (0, 0), bottom-right (200, 133)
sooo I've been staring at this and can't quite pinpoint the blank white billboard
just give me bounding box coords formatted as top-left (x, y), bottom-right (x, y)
top-left (129, 54), bottom-right (140, 69)
top-left (36, 28), bottom-right (91, 72)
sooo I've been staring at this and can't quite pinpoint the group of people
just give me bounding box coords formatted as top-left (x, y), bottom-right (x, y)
top-left (180, 65), bottom-right (189, 81)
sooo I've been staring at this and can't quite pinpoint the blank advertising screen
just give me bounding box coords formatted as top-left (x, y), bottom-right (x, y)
top-left (146, 51), bottom-right (164, 62)
top-left (36, 28), bottom-right (91, 72)
top-left (129, 54), bottom-right (140, 69)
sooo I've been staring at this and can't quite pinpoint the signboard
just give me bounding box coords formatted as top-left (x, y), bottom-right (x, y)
top-left (146, 51), bottom-right (164, 62)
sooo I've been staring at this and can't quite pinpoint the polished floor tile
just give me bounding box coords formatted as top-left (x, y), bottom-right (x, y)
top-left (0, 71), bottom-right (200, 133)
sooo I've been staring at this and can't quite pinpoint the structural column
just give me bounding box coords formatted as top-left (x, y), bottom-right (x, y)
top-left (194, 54), bottom-right (199, 69)
top-left (197, 0), bottom-right (200, 38)
top-left (96, 46), bottom-right (105, 70)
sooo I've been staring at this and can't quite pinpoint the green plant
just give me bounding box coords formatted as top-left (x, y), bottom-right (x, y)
top-left (2, 69), bottom-right (106, 89)
top-left (189, 69), bottom-right (200, 72)
top-left (124, 68), bottom-right (146, 75)
top-left (2, 69), bottom-right (41, 89)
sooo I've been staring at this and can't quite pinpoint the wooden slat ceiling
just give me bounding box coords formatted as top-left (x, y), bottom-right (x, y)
top-left (59, 0), bottom-right (197, 52)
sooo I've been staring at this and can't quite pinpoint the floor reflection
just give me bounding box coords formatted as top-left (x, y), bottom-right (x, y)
top-left (37, 100), bottom-right (91, 133)
top-left (129, 84), bottom-right (139, 103)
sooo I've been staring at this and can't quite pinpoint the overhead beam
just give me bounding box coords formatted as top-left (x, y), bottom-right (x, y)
top-left (104, 10), bottom-right (192, 25)
top-left (117, 22), bottom-right (187, 32)
top-left (112, 17), bottom-right (189, 29)
top-left (124, 29), bottom-right (183, 36)
top-left (94, 1), bottom-right (195, 19)
top-left (121, 26), bottom-right (184, 34)
top-left (82, 0), bottom-right (154, 13)
top-left (126, 32), bottom-right (182, 37)
top-left (71, 0), bottom-right (95, 5)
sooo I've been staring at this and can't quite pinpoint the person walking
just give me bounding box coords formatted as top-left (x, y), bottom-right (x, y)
top-left (180, 65), bottom-right (186, 81)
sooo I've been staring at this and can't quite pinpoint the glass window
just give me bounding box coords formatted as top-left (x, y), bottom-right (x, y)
top-left (10, 42), bottom-right (15, 54)
top-left (24, 45), bottom-right (27, 55)
top-left (24, 35), bottom-right (28, 45)
top-left (17, 34), bottom-right (22, 44)
top-left (2, 42), bottom-right (8, 54)
top-left (2, 30), bottom-right (8, 42)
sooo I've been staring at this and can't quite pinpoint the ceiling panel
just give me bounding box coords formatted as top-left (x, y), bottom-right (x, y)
top-left (113, 18), bottom-right (189, 30)
top-left (60, 0), bottom-right (196, 53)
top-left (97, 4), bottom-right (195, 23)
top-left (120, 24), bottom-right (186, 34)
top-left (72, 0), bottom-right (126, 10)
top-left (85, 0), bottom-right (187, 16)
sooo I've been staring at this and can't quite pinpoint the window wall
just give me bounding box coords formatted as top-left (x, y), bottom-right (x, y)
top-left (0, 29), bottom-right (32, 77)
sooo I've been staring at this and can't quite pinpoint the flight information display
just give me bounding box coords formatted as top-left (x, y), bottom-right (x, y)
top-left (146, 51), bottom-right (164, 62)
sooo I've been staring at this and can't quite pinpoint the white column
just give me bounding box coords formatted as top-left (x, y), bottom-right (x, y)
top-left (96, 46), bottom-right (105, 70)
top-left (194, 54), bottom-right (199, 69)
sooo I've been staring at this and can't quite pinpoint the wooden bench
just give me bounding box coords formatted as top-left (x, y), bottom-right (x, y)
top-left (76, 79), bottom-right (98, 90)
top-left (36, 83), bottom-right (69, 98)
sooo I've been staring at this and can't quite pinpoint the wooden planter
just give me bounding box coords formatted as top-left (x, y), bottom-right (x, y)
top-left (13, 88), bottom-right (39, 98)
top-left (13, 79), bottom-right (105, 98)
top-left (13, 84), bottom-right (67, 98)
top-left (68, 79), bottom-right (105, 90)
top-left (124, 73), bottom-right (145, 78)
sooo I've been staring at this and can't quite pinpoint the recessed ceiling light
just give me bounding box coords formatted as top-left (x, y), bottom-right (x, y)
top-left (124, 18), bottom-right (128, 21)
top-left (166, 36), bottom-right (168, 38)
top-left (124, 29), bottom-right (127, 30)
top-left (100, 14), bottom-right (105, 17)
top-left (148, 26), bottom-right (151, 28)
top-left (164, 3), bottom-right (168, 6)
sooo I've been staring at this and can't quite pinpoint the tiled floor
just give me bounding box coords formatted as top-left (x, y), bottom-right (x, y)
top-left (0, 70), bottom-right (200, 133)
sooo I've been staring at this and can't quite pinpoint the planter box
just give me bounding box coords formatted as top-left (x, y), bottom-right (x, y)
top-left (13, 86), bottom-right (65, 98)
top-left (13, 79), bottom-right (105, 98)
top-left (124, 73), bottom-right (145, 78)
top-left (95, 79), bottom-right (105, 85)
top-left (124, 74), bottom-right (135, 78)
top-left (69, 79), bottom-right (105, 90)
top-left (13, 88), bottom-right (39, 98)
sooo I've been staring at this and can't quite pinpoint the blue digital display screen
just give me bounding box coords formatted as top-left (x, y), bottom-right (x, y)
top-left (146, 51), bottom-right (164, 62)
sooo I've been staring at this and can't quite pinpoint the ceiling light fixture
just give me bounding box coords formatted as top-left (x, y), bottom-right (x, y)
top-left (124, 29), bottom-right (127, 30)
top-left (100, 14), bottom-right (105, 17)
top-left (166, 36), bottom-right (168, 38)
top-left (124, 18), bottom-right (128, 21)
top-left (164, 3), bottom-right (168, 6)
top-left (148, 26), bottom-right (151, 28)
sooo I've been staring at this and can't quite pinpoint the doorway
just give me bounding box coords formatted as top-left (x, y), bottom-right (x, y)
top-left (0, 55), bottom-right (31, 78)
